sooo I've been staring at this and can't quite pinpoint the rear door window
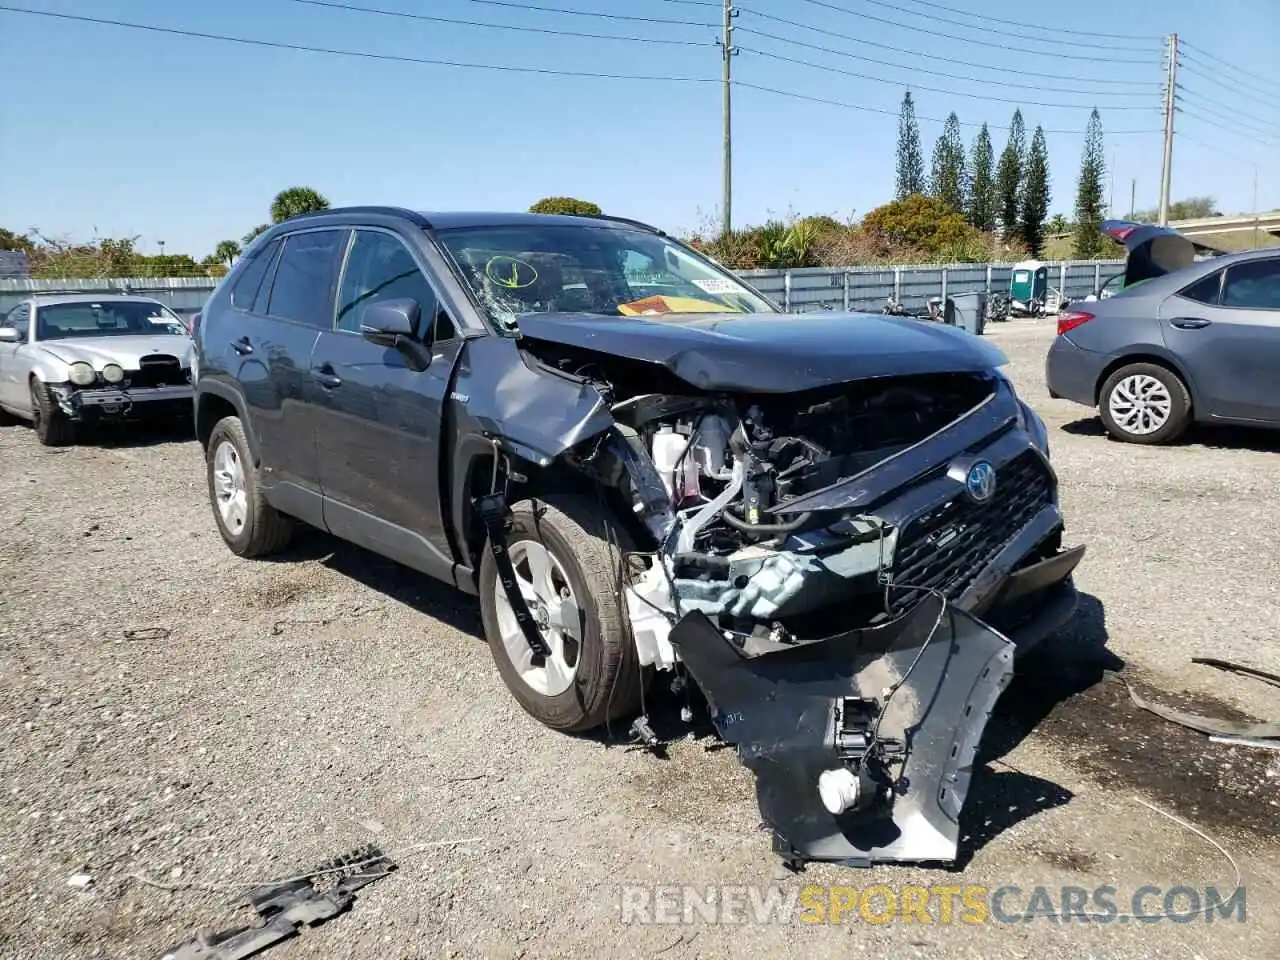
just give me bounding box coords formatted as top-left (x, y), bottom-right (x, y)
top-left (1221, 259), bottom-right (1280, 310)
top-left (265, 230), bottom-right (347, 327)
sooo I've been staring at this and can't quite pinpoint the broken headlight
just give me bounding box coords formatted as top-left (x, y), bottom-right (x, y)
top-left (1017, 399), bottom-right (1050, 458)
top-left (67, 362), bottom-right (95, 386)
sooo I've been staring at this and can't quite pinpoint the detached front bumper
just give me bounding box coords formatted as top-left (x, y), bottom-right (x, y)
top-left (56, 384), bottom-right (193, 420)
top-left (671, 594), bottom-right (1018, 869)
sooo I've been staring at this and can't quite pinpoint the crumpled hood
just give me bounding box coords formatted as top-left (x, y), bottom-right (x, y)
top-left (39, 335), bottom-right (194, 369)
top-left (516, 311), bottom-right (1008, 392)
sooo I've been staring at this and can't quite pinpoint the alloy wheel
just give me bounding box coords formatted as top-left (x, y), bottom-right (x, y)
top-left (492, 539), bottom-right (582, 697)
top-left (1107, 374), bottom-right (1172, 436)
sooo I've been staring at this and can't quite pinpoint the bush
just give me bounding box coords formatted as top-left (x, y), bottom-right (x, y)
top-left (861, 194), bottom-right (978, 256)
top-left (529, 196), bottom-right (603, 216)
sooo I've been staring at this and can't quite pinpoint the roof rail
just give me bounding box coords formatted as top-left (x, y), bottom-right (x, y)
top-left (283, 206), bottom-right (432, 227)
top-left (586, 213), bottom-right (666, 236)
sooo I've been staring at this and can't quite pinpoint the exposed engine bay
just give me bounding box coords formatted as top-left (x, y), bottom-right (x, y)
top-left (562, 368), bottom-right (1003, 668)
top-left (497, 335), bottom-right (1083, 870)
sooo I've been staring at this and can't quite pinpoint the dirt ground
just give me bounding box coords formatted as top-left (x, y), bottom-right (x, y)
top-left (1, 319), bottom-right (1278, 959)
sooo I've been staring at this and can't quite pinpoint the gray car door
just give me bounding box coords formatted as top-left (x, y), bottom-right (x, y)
top-left (1160, 257), bottom-right (1280, 423)
top-left (309, 227), bottom-right (465, 582)
top-left (0, 302), bottom-right (32, 411)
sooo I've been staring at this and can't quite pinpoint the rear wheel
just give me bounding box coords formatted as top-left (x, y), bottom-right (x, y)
top-left (479, 493), bottom-right (650, 734)
top-left (205, 416), bottom-right (293, 556)
top-left (30, 380), bottom-right (74, 446)
top-left (1099, 362), bottom-right (1191, 445)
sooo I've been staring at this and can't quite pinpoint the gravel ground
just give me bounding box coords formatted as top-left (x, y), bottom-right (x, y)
top-left (1, 318), bottom-right (1278, 959)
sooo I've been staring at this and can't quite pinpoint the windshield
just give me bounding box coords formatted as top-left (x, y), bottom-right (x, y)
top-left (434, 222), bottom-right (776, 328)
top-left (35, 301), bottom-right (187, 340)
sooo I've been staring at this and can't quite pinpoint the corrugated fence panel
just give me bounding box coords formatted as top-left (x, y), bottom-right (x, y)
top-left (0, 277), bottom-right (220, 314)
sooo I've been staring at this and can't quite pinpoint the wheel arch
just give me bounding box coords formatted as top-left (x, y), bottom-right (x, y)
top-left (195, 380), bottom-right (260, 459)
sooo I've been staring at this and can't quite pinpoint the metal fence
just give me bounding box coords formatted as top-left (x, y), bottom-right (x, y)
top-left (738, 260), bottom-right (1127, 313)
top-left (0, 276), bottom-right (218, 315)
top-left (0, 259), bottom-right (1126, 317)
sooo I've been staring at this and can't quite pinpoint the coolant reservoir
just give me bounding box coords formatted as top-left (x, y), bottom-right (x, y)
top-left (652, 427), bottom-right (699, 500)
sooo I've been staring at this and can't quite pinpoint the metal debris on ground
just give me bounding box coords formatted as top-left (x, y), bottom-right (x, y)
top-left (157, 845), bottom-right (395, 960)
top-left (1118, 663), bottom-right (1280, 742)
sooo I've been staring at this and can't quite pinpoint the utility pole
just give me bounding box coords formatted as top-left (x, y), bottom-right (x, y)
top-left (718, 0), bottom-right (736, 238)
top-left (1253, 164), bottom-right (1260, 248)
top-left (1158, 33), bottom-right (1179, 225)
top-left (1129, 178), bottom-right (1136, 219)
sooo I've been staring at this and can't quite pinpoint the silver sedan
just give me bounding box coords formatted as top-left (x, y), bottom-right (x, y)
top-left (0, 294), bottom-right (195, 445)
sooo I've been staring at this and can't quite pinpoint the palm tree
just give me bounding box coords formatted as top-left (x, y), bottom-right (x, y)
top-left (270, 187), bottom-right (330, 224)
top-left (242, 223), bottom-right (270, 247)
top-left (214, 240), bottom-right (241, 267)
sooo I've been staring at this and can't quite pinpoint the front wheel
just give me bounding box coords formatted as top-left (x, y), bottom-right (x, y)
top-left (1098, 362), bottom-right (1191, 445)
top-left (30, 380), bottom-right (74, 446)
top-left (478, 493), bottom-right (650, 734)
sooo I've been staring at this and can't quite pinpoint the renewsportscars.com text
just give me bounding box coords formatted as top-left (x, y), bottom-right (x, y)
top-left (619, 884), bottom-right (1247, 925)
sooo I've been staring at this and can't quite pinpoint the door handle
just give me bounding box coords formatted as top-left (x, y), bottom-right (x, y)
top-left (311, 365), bottom-right (342, 389)
top-left (1170, 317), bottom-right (1212, 330)
top-left (231, 336), bottom-right (254, 355)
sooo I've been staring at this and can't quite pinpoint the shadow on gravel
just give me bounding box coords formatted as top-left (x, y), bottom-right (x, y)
top-left (82, 419), bottom-right (196, 449)
top-left (1061, 415), bottom-right (1280, 453)
top-left (948, 593), bottom-right (1122, 867)
top-left (267, 527), bottom-right (485, 638)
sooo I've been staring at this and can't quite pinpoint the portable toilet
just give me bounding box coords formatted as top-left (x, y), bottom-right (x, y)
top-left (1009, 260), bottom-right (1049, 305)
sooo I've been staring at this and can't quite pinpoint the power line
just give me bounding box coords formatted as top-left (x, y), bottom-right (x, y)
top-left (453, 0), bottom-right (717, 28)
top-left (1178, 87), bottom-right (1280, 137)
top-left (739, 47), bottom-right (1159, 110)
top-left (736, 13), bottom-right (1154, 87)
top-left (733, 80), bottom-right (1164, 135)
top-left (1180, 40), bottom-right (1280, 92)
top-left (1178, 59), bottom-right (1280, 111)
top-left (780, 0), bottom-right (1162, 59)
top-left (0, 6), bottom-right (718, 82)
top-left (865, 0), bottom-right (1155, 42)
top-left (287, 0), bottom-right (712, 46)
top-left (1178, 105), bottom-right (1276, 147)
top-left (1178, 99), bottom-right (1279, 143)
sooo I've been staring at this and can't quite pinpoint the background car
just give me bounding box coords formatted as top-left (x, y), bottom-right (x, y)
top-left (0, 293), bottom-right (195, 445)
top-left (1046, 220), bottom-right (1280, 444)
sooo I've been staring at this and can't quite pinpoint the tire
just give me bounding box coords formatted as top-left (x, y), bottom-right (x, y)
top-left (479, 493), bottom-right (650, 734)
top-left (1098, 362), bottom-right (1191, 445)
top-left (205, 415), bottom-right (293, 557)
top-left (29, 379), bottom-right (74, 447)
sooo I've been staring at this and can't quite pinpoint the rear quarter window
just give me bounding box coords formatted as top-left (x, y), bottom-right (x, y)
top-left (231, 238), bottom-right (281, 311)
top-left (1177, 270), bottom-right (1222, 305)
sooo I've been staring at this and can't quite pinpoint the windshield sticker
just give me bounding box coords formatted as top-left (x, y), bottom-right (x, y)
top-left (692, 277), bottom-right (739, 295)
top-left (485, 256), bottom-right (538, 290)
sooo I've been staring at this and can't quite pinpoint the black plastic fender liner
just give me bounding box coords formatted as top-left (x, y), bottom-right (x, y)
top-left (669, 596), bottom-right (1016, 867)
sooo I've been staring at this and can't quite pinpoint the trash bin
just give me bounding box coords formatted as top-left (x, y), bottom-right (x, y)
top-left (945, 292), bottom-right (987, 335)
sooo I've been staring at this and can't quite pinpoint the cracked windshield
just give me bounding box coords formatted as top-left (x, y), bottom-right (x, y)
top-left (435, 223), bottom-right (776, 328)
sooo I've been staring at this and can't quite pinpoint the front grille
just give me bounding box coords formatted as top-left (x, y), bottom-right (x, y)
top-left (127, 354), bottom-right (187, 388)
top-left (887, 451), bottom-right (1053, 613)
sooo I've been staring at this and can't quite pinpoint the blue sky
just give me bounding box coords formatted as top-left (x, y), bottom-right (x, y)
top-left (1, 0), bottom-right (1276, 258)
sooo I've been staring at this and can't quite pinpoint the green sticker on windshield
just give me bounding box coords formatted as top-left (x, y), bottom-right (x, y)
top-left (485, 256), bottom-right (538, 290)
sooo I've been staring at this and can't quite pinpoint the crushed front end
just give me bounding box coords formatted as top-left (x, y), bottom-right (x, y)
top-left (51, 354), bottom-right (193, 423)
top-left (514, 339), bottom-right (1085, 868)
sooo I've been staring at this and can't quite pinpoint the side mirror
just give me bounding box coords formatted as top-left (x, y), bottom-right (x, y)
top-left (0, 327), bottom-right (20, 344)
top-left (360, 298), bottom-right (419, 347)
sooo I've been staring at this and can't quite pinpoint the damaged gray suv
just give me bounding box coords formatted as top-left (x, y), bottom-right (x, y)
top-left (195, 208), bottom-right (1085, 868)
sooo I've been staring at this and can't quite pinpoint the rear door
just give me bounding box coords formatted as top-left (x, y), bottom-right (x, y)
top-left (243, 228), bottom-right (348, 507)
top-left (309, 227), bottom-right (465, 577)
top-left (1160, 257), bottom-right (1280, 422)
